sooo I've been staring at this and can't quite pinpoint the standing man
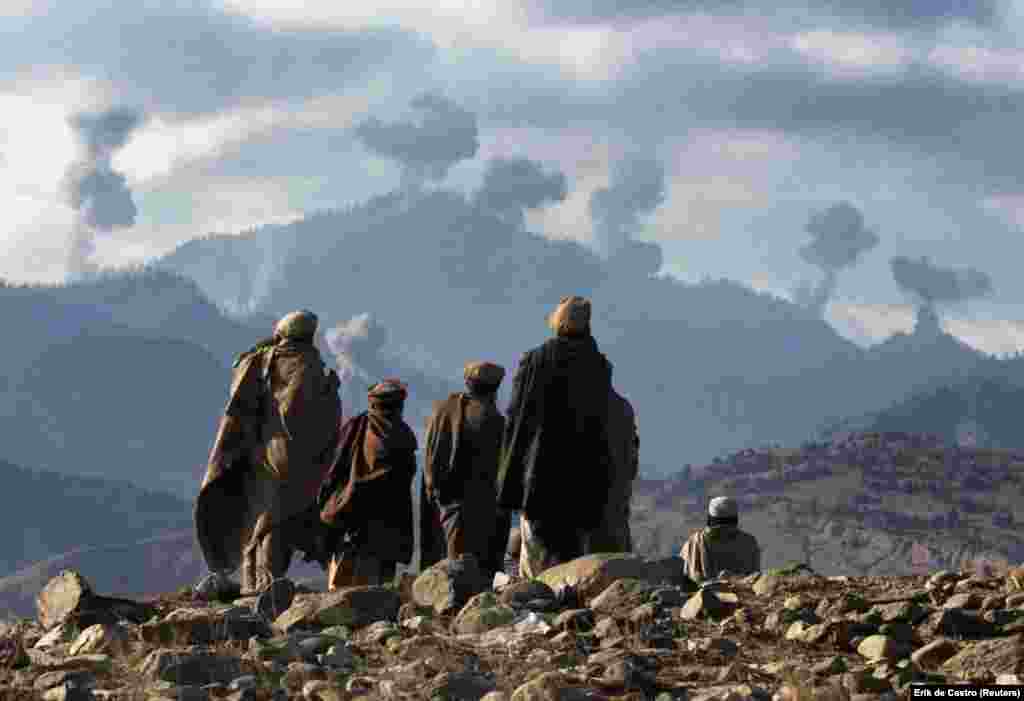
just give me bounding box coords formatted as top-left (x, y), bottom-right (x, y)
top-left (420, 362), bottom-right (508, 578)
top-left (588, 387), bottom-right (639, 553)
top-left (196, 310), bottom-right (342, 596)
top-left (319, 380), bottom-right (418, 588)
top-left (498, 295), bottom-right (615, 578)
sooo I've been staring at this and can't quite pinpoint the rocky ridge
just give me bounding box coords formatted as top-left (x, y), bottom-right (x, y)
top-left (3, 555), bottom-right (1024, 700)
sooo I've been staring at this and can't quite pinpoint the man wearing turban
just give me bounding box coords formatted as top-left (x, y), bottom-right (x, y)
top-left (419, 361), bottom-right (509, 579)
top-left (498, 295), bottom-right (616, 578)
top-left (196, 310), bottom-right (342, 597)
top-left (678, 496), bottom-right (761, 582)
top-left (318, 379), bottom-right (417, 589)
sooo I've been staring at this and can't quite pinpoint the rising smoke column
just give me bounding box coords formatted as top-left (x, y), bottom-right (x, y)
top-left (63, 107), bottom-right (145, 278)
top-left (795, 201), bottom-right (879, 315)
top-left (355, 93), bottom-right (479, 188)
top-left (589, 155), bottom-right (666, 277)
top-left (474, 157), bottom-right (568, 228)
top-left (325, 313), bottom-right (389, 407)
top-left (889, 255), bottom-right (994, 332)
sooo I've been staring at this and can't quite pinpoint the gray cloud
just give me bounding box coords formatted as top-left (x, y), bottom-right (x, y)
top-left (64, 107), bottom-right (145, 276)
top-left (528, 0), bottom-right (1001, 30)
top-left (355, 94), bottom-right (479, 184)
top-left (890, 255), bottom-right (994, 308)
top-left (0, 1), bottom-right (434, 118)
top-left (589, 156), bottom-right (666, 258)
top-left (474, 157), bottom-right (568, 227)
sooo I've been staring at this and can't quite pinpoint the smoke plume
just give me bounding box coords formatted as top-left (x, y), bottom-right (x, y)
top-left (325, 313), bottom-right (389, 403)
top-left (890, 255), bottom-right (993, 307)
top-left (588, 156), bottom-right (666, 278)
top-left (63, 107), bottom-right (145, 278)
top-left (474, 157), bottom-right (568, 228)
top-left (589, 155), bottom-right (666, 259)
top-left (355, 93), bottom-right (479, 187)
top-left (796, 202), bottom-right (879, 314)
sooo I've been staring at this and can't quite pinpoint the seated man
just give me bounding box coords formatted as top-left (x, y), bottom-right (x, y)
top-left (679, 496), bottom-right (761, 582)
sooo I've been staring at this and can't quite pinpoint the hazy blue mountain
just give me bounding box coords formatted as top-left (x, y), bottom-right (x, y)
top-left (0, 457), bottom-right (191, 577)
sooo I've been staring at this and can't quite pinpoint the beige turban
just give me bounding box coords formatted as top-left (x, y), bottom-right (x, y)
top-left (464, 361), bottom-right (506, 387)
top-left (274, 310), bottom-right (319, 341)
top-left (547, 295), bottom-right (591, 337)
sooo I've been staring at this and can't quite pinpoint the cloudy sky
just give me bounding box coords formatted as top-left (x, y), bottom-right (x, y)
top-left (3, 0), bottom-right (1024, 353)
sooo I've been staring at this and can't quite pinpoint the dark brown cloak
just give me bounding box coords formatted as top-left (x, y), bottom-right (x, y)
top-left (497, 335), bottom-right (614, 532)
top-left (195, 342), bottom-right (341, 573)
top-left (418, 393), bottom-right (506, 571)
top-left (319, 408), bottom-right (418, 564)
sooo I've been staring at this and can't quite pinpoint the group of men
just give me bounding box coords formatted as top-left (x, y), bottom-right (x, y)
top-left (195, 295), bottom-right (761, 600)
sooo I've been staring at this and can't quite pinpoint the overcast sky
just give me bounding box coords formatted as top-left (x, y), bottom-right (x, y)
top-left (3, 0), bottom-right (1024, 353)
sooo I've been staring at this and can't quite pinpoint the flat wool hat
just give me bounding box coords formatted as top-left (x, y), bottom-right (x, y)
top-left (368, 378), bottom-right (408, 401)
top-left (464, 361), bottom-right (506, 386)
top-left (708, 496), bottom-right (738, 519)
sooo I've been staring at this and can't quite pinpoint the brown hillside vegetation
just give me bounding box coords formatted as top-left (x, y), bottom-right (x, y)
top-left (2, 557), bottom-right (1024, 700)
top-left (632, 432), bottom-right (1024, 576)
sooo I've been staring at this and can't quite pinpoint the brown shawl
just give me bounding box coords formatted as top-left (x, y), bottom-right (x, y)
top-left (418, 394), bottom-right (465, 569)
top-left (195, 342), bottom-right (341, 573)
top-left (679, 525), bottom-right (762, 582)
top-left (319, 407), bottom-right (418, 563)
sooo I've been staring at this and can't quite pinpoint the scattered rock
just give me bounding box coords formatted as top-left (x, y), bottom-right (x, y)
top-left (453, 592), bottom-right (517, 635)
top-left (942, 635), bottom-right (1024, 677)
top-left (679, 589), bottom-right (737, 621)
top-left (274, 586), bottom-right (400, 632)
top-left (536, 554), bottom-right (692, 603)
top-left (911, 638), bottom-right (959, 669)
top-left (413, 555), bottom-right (492, 615)
top-left (36, 570), bottom-right (156, 631)
top-left (499, 579), bottom-right (557, 608)
top-left (137, 649), bottom-right (246, 686)
top-left (857, 634), bottom-right (909, 661)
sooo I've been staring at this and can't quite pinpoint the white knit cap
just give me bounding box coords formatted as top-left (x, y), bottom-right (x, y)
top-left (708, 496), bottom-right (738, 519)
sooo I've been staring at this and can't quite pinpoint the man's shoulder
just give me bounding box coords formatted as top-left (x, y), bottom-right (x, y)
top-left (738, 529), bottom-right (761, 547)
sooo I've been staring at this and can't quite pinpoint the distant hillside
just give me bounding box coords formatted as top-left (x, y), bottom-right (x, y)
top-left (633, 431), bottom-right (1024, 576)
top-left (1, 332), bottom-right (227, 497)
top-left (0, 458), bottom-right (191, 576)
top-left (862, 376), bottom-right (1024, 449)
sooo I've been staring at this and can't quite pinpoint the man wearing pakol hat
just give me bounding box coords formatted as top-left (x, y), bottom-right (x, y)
top-left (419, 361), bottom-right (509, 578)
top-left (678, 496), bottom-right (761, 582)
top-left (196, 310), bottom-right (342, 598)
top-left (498, 295), bottom-right (616, 578)
top-left (318, 379), bottom-right (417, 589)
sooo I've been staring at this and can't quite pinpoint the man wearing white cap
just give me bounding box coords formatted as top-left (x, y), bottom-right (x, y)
top-left (678, 496), bottom-right (761, 582)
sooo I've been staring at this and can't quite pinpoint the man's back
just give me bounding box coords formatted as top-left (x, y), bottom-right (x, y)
top-left (680, 525), bottom-right (761, 582)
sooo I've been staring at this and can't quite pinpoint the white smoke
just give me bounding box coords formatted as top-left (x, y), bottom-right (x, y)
top-left (324, 313), bottom-right (389, 407)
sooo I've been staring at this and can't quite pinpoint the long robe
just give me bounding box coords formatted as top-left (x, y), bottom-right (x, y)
top-left (679, 525), bottom-right (762, 582)
top-left (420, 392), bottom-right (506, 573)
top-left (319, 408), bottom-right (417, 566)
top-left (588, 389), bottom-right (639, 553)
top-left (497, 335), bottom-right (614, 537)
top-left (195, 341), bottom-right (341, 574)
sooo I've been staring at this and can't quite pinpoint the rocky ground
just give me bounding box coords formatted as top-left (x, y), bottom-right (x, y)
top-left (2, 555), bottom-right (1024, 700)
